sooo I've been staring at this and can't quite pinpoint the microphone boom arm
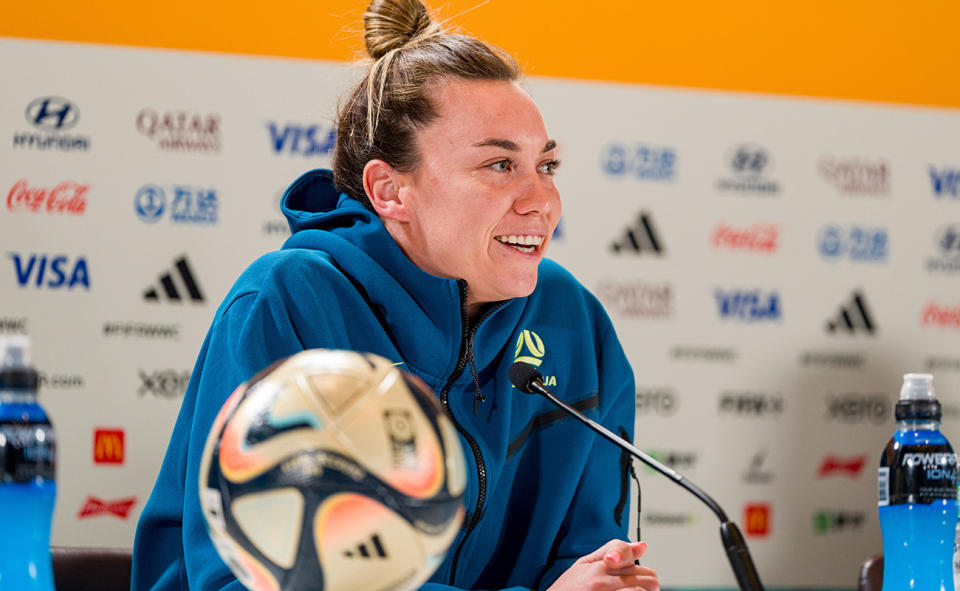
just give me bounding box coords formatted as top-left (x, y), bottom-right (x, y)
top-left (536, 383), bottom-right (730, 522)
top-left (512, 364), bottom-right (765, 591)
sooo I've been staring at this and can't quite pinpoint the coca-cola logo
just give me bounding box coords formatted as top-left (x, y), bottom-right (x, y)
top-left (921, 301), bottom-right (960, 328)
top-left (712, 223), bottom-right (779, 253)
top-left (7, 179), bottom-right (88, 214)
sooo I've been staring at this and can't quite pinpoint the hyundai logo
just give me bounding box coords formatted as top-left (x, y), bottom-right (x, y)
top-left (26, 97), bottom-right (79, 132)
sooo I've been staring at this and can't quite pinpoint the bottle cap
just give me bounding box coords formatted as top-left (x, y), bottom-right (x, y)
top-left (0, 335), bottom-right (32, 369)
top-left (900, 373), bottom-right (935, 401)
top-left (895, 373), bottom-right (941, 421)
top-left (0, 336), bottom-right (39, 392)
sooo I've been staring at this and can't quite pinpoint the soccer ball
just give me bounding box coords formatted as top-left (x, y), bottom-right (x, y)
top-left (199, 349), bottom-right (467, 591)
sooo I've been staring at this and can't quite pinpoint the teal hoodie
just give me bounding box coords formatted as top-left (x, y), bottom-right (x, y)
top-left (132, 169), bottom-right (636, 590)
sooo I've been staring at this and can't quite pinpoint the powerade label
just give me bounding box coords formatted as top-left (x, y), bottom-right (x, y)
top-left (0, 421), bottom-right (55, 483)
top-left (879, 440), bottom-right (957, 505)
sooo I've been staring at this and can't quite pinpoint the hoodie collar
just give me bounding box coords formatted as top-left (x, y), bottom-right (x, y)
top-left (280, 169), bottom-right (522, 379)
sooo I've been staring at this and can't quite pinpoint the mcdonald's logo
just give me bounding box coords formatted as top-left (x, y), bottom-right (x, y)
top-left (94, 428), bottom-right (125, 465)
top-left (744, 503), bottom-right (771, 537)
top-left (514, 329), bottom-right (546, 367)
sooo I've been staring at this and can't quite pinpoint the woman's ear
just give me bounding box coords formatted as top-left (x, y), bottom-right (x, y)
top-left (363, 159), bottom-right (409, 221)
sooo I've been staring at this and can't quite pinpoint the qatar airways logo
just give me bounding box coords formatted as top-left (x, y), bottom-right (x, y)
top-left (7, 179), bottom-right (88, 214)
top-left (136, 109), bottom-right (221, 153)
top-left (596, 280), bottom-right (673, 319)
top-left (818, 156), bottom-right (889, 195)
top-left (711, 223), bottom-right (779, 253)
top-left (921, 301), bottom-right (960, 328)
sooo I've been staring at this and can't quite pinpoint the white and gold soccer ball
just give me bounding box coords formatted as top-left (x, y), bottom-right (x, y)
top-left (199, 350), bottom-right (467, 591)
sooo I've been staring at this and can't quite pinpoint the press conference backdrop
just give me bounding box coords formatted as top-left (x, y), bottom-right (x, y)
top-left (3, 20), bottom-right (960, 591)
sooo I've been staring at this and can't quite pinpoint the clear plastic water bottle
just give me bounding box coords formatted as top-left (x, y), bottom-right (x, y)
top-left (879, 373), bottom-right (958, 591)
top-left (0, 336), bottom-right (56, 589)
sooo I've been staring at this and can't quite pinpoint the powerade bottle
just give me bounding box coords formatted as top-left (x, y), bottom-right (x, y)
top-left (0, 336), bottom-right (56, 590)
top-left (954, 487), bottom-right (960, 591)
top-left (878, 373), bottom-right (958, 591)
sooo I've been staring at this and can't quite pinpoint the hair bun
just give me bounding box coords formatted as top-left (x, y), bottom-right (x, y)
top-left (364, 0), bottom-right (438, 59)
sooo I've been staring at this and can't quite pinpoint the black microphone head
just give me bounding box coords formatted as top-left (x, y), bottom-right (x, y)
top-left (509, 362), bottom-right (542, 394)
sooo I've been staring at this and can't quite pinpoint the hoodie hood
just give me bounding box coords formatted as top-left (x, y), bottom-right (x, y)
top-left (281, 169), bottom-right (366, 234)
top-left (278, 169), bottom-right (524, 379)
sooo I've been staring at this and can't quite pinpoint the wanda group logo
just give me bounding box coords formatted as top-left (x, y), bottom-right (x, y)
top-left (7, 179), bottom-right (88, 214)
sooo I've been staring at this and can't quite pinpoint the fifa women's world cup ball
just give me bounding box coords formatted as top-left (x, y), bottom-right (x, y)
top-left (198, 350), bottom-right (468, 591)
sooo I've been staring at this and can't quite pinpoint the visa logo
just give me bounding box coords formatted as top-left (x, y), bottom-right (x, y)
top-left (267, 123), bottom-right (335, 156)
top-left (9, 253), bottom-right (89, 289)
top-left (930, 167), bottom-right (960, 198)
top-left (715, 289), bottom-right (781, 321)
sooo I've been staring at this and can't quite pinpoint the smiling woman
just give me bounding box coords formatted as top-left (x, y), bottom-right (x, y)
top-left (363, 78), bottom-right (563, 317)
top-left (131, 1), bottom-right (657, 590)
top-left (332, 0), bottom-right (562, 316)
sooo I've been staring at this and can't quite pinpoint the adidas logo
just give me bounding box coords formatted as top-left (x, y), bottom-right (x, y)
top-left (343, 533), bottom-right (388, 559)
top-left (143, 256), bottom-right (204, 303)
top-left (611, 212), bottom-right (664, 255)
top-left (826, 290), bottom-right (876, 335)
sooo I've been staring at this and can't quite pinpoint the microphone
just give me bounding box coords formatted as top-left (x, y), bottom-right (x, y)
top-left (508, 362), bottom-right (765, 591)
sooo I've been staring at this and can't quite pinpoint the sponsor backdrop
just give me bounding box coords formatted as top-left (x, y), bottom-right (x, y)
top-left (2, 9), bottom-right (960, 590)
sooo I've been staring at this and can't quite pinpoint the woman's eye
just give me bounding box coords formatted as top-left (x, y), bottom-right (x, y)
top-left (539, 160), bottom-right (561, 175)
top-left (489, 160), bottom-right (512, 172)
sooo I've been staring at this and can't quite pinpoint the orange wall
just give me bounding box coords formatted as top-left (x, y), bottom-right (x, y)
top-left (2, 0), bottom-right (957, 109)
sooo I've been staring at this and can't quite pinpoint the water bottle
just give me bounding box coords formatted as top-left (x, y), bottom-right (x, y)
top-left (878, 373), bottom-right (958, 591)
top-left (954, 484), bottom-right (960, 590)
top-left (0, 336), bottom-right (56, 589)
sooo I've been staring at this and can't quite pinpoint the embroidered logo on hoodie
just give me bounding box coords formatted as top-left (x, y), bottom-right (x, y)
top-left (514, 330), bottom-right (556, 387)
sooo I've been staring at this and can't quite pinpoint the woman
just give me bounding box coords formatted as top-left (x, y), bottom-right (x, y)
top-left (132, 1), bottom-right (659, 589)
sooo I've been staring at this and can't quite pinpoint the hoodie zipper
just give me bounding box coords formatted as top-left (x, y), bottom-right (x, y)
top-left (439, 280), bottom-right (506, 586)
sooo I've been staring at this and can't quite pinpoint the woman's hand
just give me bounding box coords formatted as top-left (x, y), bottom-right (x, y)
top-left (547, 539), bottom-right (659, 591)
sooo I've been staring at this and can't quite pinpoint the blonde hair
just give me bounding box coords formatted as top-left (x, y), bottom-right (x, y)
top-left (333, 0), bottom-right (521, 208)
